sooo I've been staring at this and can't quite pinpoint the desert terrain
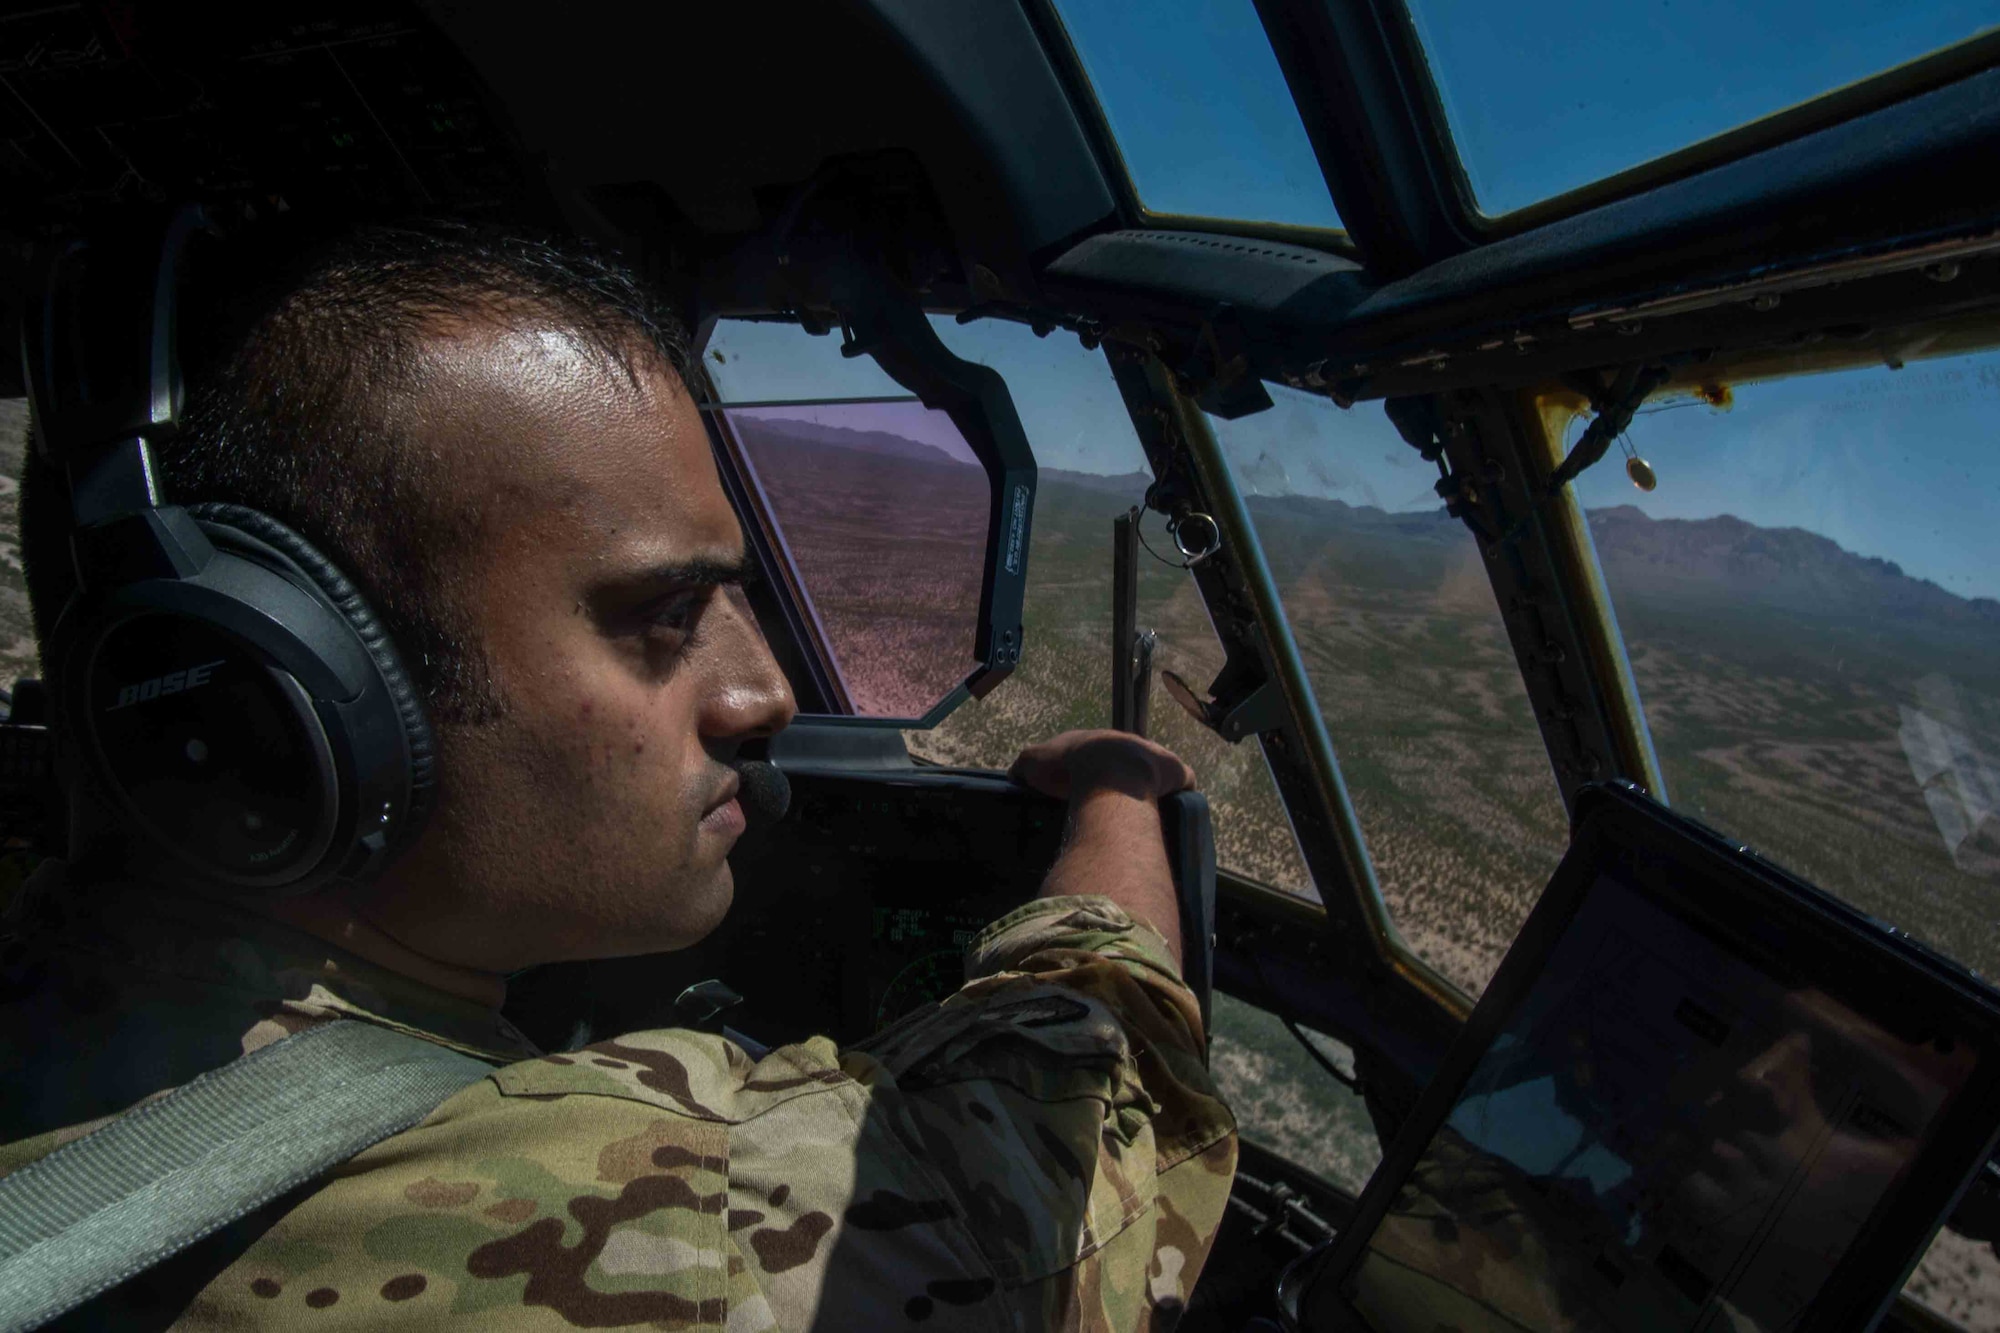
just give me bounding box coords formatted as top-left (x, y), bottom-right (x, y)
top-left (905, 464), bottom-right (1999, 1325)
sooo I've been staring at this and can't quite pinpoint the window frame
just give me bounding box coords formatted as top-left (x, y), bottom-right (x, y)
top-left (1028, 0), bottom-right (2000, 275)
top-left (1019, 0), bottom-right (1363, 259)
top-left (1102, 344), bottom-right (1475, 1074)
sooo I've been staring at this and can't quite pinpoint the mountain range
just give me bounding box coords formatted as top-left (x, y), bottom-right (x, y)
top-left (1585, 504), bottom-right (2000, 626)
top-left (1034, 466), bottom-right (2000, 634)
top-left (726, 414), bottom-right (972, 469)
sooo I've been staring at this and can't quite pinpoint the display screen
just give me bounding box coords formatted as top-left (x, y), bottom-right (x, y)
top-left (1344, 874), bottom-right (1979, 1332)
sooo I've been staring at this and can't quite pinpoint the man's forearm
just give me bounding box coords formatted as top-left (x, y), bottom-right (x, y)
top-left (1037, 786), bottom-right (1183, 968)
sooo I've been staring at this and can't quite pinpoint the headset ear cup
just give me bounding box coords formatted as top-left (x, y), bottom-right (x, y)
top-left (184, 502), bottom-right (437, 853)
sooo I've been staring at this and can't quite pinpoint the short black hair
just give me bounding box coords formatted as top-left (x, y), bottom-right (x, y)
top-left (21, 220), bottom-right (700, 724)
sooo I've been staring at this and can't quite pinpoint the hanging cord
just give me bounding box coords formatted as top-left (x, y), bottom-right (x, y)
top-left (1546, 364), bottom-right (1670, 493)
top-left (1134, 510), bottom-right (1207, 571)
top-left (1489, 363), bottom-right (1671, 548)
top-left (1128, 496), bottom-right (1221, 571)
top-left (1281, 1013), bottom-right (1363, 1094)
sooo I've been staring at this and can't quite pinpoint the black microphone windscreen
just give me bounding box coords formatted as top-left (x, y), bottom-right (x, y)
top-left (729, 759), bottom-right (791, 826)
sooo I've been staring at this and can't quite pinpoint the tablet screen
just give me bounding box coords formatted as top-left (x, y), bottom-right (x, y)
top-left (1341, 872), bottom-right (1979, 1332)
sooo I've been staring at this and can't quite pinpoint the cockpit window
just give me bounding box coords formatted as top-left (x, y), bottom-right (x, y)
top-left (1214, 387), bottom-right (1570, 995)
top-left (1568, 349), bottom-right (2000, 983)
top-left (1046, 0), bottom-right (1344, 230)
top-left (908, 318), bottom-right (1314, 895)
top-left (1403, 0), bottom-right (2000, 217)
top-left (710, 400), bottom-right (991, 720)
top-left (704, 320), bottom-right (907, 400)
top-left (703, 322), bottom-right (997, 724)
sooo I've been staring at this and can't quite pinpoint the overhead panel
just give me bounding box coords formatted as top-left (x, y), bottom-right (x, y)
top-left (864, 0), bottom-right (1119, 254)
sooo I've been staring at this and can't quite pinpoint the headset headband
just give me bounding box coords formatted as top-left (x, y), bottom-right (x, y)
top-left (24, 206), bottom-right (208, 537)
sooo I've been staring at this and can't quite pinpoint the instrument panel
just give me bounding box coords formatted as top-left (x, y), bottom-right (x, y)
top-left (504, 762), bottom-right (1212, 1055)
top-left (505, 767), bottom-right (1068, 1051)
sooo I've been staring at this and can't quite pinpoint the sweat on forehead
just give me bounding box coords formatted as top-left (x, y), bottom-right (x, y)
top-left (405, 319), bottom-right (703, 512)
top-left (408, 314), bottom-right (676, 399)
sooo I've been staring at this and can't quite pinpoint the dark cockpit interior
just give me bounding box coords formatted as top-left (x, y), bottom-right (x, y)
top-left (3, 2), bottom-right (2000, 1328)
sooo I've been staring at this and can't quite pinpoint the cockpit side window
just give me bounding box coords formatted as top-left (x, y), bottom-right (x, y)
top-left (0, 399), bottom-right (30, 690)
top-left (702, 321), bottom-right (1003, 725)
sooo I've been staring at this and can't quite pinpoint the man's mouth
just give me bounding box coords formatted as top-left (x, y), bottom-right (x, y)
top-left (1696, 1131), bottom-right (1782, 1197)
top-left (700, 777), bottom-right (745, 838)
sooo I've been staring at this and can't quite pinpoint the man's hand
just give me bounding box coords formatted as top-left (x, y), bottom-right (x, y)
top-left (1009, 730), bottom-right (1197, 804)
top-left (1012, 730), bottom-right (1195, 967)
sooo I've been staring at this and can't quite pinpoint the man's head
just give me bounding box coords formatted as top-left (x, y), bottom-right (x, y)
top-left (21, 222), bottom-right (797, 971)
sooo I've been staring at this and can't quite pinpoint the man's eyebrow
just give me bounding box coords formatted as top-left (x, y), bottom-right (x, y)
top-left (625, 552), bottom-right (760, 588)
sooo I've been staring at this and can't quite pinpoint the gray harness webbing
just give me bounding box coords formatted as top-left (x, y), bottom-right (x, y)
top-left (0, 1021), bottom-right (495, 1332)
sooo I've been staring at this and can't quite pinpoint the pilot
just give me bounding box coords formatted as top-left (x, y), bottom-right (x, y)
top-left (0, 222), bottom-right (1236, 1328)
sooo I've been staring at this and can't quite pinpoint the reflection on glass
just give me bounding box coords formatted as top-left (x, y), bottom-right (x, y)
top-left (1404, 0), bottom-right (1999, 215)
top-left (716, 401), bottom-right (989, 720)
top-left (902, 319), bottom-right (1313, 896)
top-left (1048, 0), bottom-right (1342, 228)
top-left (1217, 387), bottom-right (1568, 995)
top-left (1568, 351), bottom-right (2000, 1321)
top-left (1346, 874), bottom-right (1976, 1333)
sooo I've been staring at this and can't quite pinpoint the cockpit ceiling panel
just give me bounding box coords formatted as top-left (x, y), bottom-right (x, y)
top-left (424, 0), bottom-right (1119, 261)
top-left (0, 3), bottom-right (541, 233)
top-left (1043, 65), bottom-right (2000, 401)
top-left (0, 0), bottom-right (1118, 296)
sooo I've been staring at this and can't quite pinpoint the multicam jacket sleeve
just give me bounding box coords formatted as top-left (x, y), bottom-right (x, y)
top-left (169, 895), bottom-right (1237, 1331)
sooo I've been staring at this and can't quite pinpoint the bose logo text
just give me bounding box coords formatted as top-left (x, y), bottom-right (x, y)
top-left (108, 660), bottom-right (227, 712)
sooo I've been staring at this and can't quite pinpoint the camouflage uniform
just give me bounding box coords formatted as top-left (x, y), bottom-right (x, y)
top-left (0, 864), bottom-right (1237, 1329)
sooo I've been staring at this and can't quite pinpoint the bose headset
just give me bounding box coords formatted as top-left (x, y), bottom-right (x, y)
top-left (22, 206), bottom-right (436, 895)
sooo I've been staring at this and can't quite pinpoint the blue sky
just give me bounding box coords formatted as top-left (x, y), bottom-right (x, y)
top-left (710, 2), bottom-right (2000, 600)
top-left (1056, 0), bottom-right (1999, 220)
top-left (1571, 359), bottom-right (2000, 602)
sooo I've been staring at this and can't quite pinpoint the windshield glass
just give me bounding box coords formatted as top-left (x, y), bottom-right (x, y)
top-left (705, 317), bottom-right (1316, 893)
top-left (1403, 0), bottom-right (2000, 216)
top-left (1048, 0), bottom-right (1343, 229)
top-left (908, 318), bottom-right (1315, 895)
top-left (1570, 353), bottom-right (2000, 1323)
top-left (1570, 351), bottom-right (2000, 983)
top-left (1214, 388), bottom-right (1570, 995)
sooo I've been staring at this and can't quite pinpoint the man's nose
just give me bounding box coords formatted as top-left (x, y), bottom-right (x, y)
top-left (701, 591), bottom-right (797, 742)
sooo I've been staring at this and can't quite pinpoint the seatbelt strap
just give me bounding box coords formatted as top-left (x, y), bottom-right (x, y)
top-left (0, 1020), bottom-right (495, 1332)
